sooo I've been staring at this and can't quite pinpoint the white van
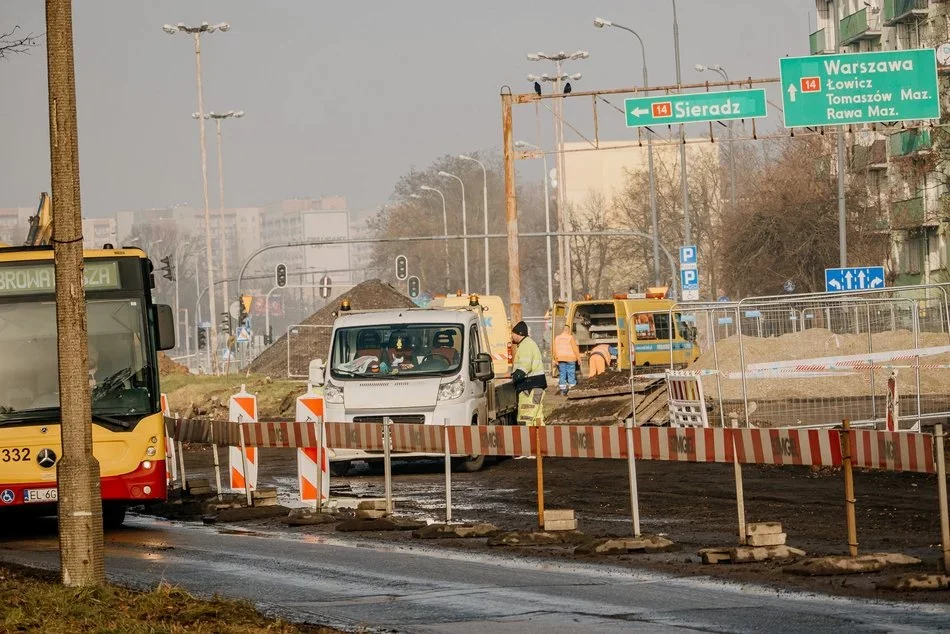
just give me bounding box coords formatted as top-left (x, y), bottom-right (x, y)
top-left (311, 305), bottom-right (517, 475)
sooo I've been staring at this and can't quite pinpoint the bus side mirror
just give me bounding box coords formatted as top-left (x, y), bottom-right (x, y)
top-left (309, 358), bottom-right (326, 386)
top-left (473, 352), bottom-right (494, 381)
top-left (155, 304), bottom-right (176, 351)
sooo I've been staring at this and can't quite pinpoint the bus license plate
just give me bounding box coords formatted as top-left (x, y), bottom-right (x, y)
top-left (24, 488), bottom-right (57, 503)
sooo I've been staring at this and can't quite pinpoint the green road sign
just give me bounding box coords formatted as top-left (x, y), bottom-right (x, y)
top-left (624, 89), bottom-right (767, 128)
top-left (779, 49), bottom-right (939, 127)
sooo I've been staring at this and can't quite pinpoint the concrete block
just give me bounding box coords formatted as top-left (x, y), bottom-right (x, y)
top-left (357, 499), bottom-right (388, 511)
top-left (186, 478), bottom-right (210, 489)
top-left (786, 553), bottom-right (920, 576)
top-left (252, 487), bottom-right (278, 500)
top-left (356, 509), bottom-right (388, 520)
top-left (543, 509), bottom-right (575, 522)
top-left (413, 523), bottom-right (501, 539)
top-left (576, 535), bottom-right (675, 556)
top-left (746, 522), bottom-right (783, 536)
top-left (731, 545), bottom-right (805, 563)
top-left (254, 497), bottom-right (278, 507)
top-left (186, 487), bottom-right (212, 496)
top-left (336, 517), bottom-right (425, 532)
top-left (747, 532), bottom-right (787, 547)
top-left (698, 548), bottom-right (732, 564)
top-left (543, 519), bottom-right (578, 532)
top-left (881, 574), bottom-right (950, 591)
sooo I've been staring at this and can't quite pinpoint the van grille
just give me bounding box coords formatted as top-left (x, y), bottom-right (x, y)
top-left (353, 415), bottom-right (426, 424)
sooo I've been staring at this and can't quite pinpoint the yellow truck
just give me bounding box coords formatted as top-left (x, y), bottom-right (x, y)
top-left (551, 288), bottom-right (698, 376)
top-left (430, 293), bottom-right (511, 378)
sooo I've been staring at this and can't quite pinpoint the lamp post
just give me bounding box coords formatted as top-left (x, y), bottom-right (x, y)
top-left (594, 17), bottom-right (661, 287)
top-left (515, 141), bottom-right (554, 310)
top-left (199, 109), bottom-right (244, 313)
top-left (438, 170), bottom-right (469, 293)
top-left (669, 1), bottom-right (691, 246)
top-left (458, 154), bottom-right (490, 294)
top-left (527, 50), bottom-right (588, 300)
top-left (414, 187), bottom-right (451, 290)
top-left (695, 64), bottom-right (736, 216)
top-left (163, 20), bottom-right (229, 373)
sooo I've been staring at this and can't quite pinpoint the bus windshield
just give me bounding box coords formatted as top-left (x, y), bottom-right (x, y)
top-left (0, 298), bottom-right (153, 423)
top-left (330, 324), bottom-right (464, 379)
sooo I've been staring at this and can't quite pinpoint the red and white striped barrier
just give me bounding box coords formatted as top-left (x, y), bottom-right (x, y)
top-left (243, 422), bottom-right (319, 448)
top-left (391, 423), bottom-right (445, 453)
top-left (446, 425), bottom-right (535, 457)
top-left (229, 387), bottom-right (259, 492)
top-left (295, 391), bottom-right (328, 505)
top-left (665, 371), bottom-right (709, 428)
top-left (746, 345), bottom-right (950, 374)
top-left (637, 427), bottom-right (732, 463)
top-left (325, 422), bottom-right (386, 451)
top-left (731, 428), bottom-right (842, 468)
top-left (851, 430), bottom-right (935, 474)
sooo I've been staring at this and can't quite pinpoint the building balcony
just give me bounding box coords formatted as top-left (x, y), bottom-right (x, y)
top-left (840, 8), bottom-right (881, 46)
top-left (852, 139), bottom-right (888, 170)
top-left (810, 28), bottom-right (833, 55)
top-left (888, 129), bottom-right (931, 157)
top-left (891, 197), bottom-right (925, 229)
top-left (883, 0), bottom-right (929, 25)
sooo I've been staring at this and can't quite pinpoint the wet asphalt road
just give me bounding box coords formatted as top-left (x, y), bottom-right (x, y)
top-left (0, 516), bottom-right (948, 633)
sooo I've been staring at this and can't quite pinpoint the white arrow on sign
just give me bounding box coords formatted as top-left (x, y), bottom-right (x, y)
top-left (870, 277), bottom-right (883, 288)
top-left (829, 279), bottom-right (842, 290)
top-left (857, 270), bottom-right (867, 288)
top-left (787, 84), bottom-right (797, 103)
top-left (844, 271), bottom-right (853, 290)
top-left (630, 107), bottom-right (649, 118)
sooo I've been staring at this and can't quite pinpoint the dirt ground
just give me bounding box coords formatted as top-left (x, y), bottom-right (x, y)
top-left (154, 444), bottom-right (950, 605)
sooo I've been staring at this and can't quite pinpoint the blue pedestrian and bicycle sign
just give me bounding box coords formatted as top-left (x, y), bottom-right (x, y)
top-left (824, 266), bottom-right (885, 293)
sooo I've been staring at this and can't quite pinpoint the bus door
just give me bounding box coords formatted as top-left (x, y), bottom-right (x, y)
top-left (550, 301), bottom-right (566, 377)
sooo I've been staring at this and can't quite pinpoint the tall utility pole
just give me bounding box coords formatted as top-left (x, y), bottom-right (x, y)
top-left (832, 0), bottom-right (848, 267)
top-left (594, 18), bottom-right (661, 287)
top-left (163, 21), bottom-right (229, 373)
top-left (502, 90), bottom-right (522, 324)
top-left (696, 64), bottom-right (736, 217)
top-left (671, 0), bottom-right (691, 246)
top-left (203, 110), bottom-right (244, 311)
top-left (417, 186), bottom-right (451, 290)
top-left (438, 170), bottom-right (469, 293)
top-left (515, 140), bottom-right (555, 310)
top-left (46, 0), bottom-right (104, 586)
top-left (459, 154), bottom-right (489, 294)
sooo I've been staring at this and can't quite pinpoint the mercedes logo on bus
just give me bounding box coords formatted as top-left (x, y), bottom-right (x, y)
top-left (37, 449), bottom-right (57, 469)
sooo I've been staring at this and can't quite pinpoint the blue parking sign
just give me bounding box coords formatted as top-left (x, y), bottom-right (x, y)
top-left (680, 268), bottom-right (698, 290)
top-left (679, 245), bottom-right (698, 267)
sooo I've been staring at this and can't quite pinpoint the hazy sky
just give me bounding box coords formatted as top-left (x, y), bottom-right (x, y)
top-left (0, 1), bottom-right (808, 217)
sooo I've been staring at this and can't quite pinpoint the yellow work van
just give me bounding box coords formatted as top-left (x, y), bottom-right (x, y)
top-left (430, 293), bottom-right (511, 377)
top-left (551, 288), bottom-right (698, 376)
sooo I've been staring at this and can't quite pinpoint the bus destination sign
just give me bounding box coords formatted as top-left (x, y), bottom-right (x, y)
top-left (0, 261), bottom-right (121, 295)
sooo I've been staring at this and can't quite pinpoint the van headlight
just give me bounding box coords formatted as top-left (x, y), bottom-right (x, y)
top-left (325, 383), bottom-right (344, 404)
top-left (438, 377), bottom-right (465, 401)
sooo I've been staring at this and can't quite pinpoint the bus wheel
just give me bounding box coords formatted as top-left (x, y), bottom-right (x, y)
top-left (103, 503), bottom-right (127, 529)
top-left (329, 461), bottom-right (352, 477)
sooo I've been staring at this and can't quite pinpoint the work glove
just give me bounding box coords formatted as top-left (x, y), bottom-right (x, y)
top-left (511, 369), bottom-right (526, 385)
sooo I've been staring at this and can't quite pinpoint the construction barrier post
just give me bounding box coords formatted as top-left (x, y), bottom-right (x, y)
top-left (210, 423), bottom-right (223, 501)
top-left (239, 422), bottom-right (253, 507)
top-left (732, 432), bottom-right (747, 545)
top-left (624, 417), bottom-right (641, 537)
top-left (175, 412), bottom-right (187, 492)
top-left (161, 394), bottom-right (178, 486)
top-left (229, 385), bottom-right (259, 505)
top-left (443, 418), bottom-right (452, 524)
top-left (384, 418), bottom-right (393, 516)
top-left (534, 425), bottom-right (544, 530)
top-left (936, 424), bottom-right (949, 572)
top-left (841, 420), bottom-right (858, 557)
top-left (296, 387), bottom-right (328, 510)
top-left (316, 417), bottom-right (325, 512)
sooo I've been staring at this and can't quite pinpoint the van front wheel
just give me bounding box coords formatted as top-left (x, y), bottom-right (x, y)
top-left (453, 454), bottom-right (486, 472)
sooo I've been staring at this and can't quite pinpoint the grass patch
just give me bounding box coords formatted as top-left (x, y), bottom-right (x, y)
top-left (0, 564), bottom-right (340, 633)
top-left (159, 374), bottom-right (308, 420)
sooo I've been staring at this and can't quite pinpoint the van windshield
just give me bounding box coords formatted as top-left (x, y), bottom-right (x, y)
top-left (330, 324), bottom-right (464, 379)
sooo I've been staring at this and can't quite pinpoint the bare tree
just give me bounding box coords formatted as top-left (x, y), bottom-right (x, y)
top-left (0, 25), bottom-right (41, 60)
top-left (568, 193), bottom-right (612, 298)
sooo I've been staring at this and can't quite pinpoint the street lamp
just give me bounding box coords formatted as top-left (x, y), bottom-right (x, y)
top-left (594, 16), bottom-right (662, 287)
top-left (163, 20), bottom-right (229, 373)
top-left (695, 64), bottom-right (736, 217)
top-left (195, 109), bottom-right (245, 310)
top-left (527, 50), bottom-right (588, 300)
top-left (416, 186), bottom-right (451, 291)
top-left (670, 1), bottom-right (691, 246)
top-left (515, 141), bottom-right (554, 309)
top-left (438, 170), bottom-right (469, 293)
top-left (458, 154), bottom-right (490, 294)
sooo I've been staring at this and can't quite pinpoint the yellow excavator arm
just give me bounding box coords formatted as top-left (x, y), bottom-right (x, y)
top-left (24, 192), bottom-right (52, 246)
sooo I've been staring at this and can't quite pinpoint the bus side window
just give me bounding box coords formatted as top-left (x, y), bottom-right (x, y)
top-left (634, 313), bottom-right (656, 339)
top-left (654, 313), bottom-right (671, 340)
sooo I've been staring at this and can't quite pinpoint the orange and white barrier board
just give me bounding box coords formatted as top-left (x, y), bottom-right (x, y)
top-left (732, 428), bottom-right (842, 468)
top-left (851, 430), bottom-right (935, 474)
top-left (446, 425), bottom-right (535, 457)
top-left (391, 423), bottom-right (445, 453)
top-left (228, 388), bottom-right (259, 492)
top-left (636, 427), bottom-right (732, 463)
top-left (243, 422), bottom-right (319, 448)
top-left (325, 422), bottom-right (386, 451)
top-left (665, 371), bottom-right (709, 428)
top-left (295, 390), bottom-right (328, 504)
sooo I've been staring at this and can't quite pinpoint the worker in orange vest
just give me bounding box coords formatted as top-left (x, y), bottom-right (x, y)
top-left (553, 324), bottom-right (581, 395)
top-left (588, 343), bottom-right (612, 378)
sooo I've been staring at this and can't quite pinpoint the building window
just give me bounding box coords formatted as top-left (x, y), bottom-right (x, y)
top-left (904, 233), bottom-right (922, 275)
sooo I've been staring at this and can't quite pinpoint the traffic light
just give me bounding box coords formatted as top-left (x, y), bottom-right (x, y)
top-left (220, 312), bottom-right (231, 335)
top-left (197, 325), bottom-right (207, 350)
top-left (395, 254), bottom-right (408, 281)
top-left (408, 275), bottom-right (420, 298)
top-left (275, 263), bottom-right (287, 288)
top-left (159, 256), bottom-right (175, 281)
top-left (319, 274), bottom-right (332, 299)
top-left (238, 295), bottom-right (252, 326)
top-left (264, 325), bottom-right (274, 346)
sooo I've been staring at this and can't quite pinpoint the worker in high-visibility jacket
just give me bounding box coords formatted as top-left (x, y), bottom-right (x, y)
top-left (588, 343), bottom-right (612, 378)
top-left (553, 324), bottom-right (581, 395)
top-left (510, 321), bottom-right (547, 426)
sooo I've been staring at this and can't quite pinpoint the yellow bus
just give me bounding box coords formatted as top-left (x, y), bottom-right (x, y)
top-left (0, 245), bottom-right (176, 527)
top-left (552, 288), bottom-right (698, 376)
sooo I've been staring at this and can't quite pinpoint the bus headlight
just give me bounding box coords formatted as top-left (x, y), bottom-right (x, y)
top-left (438, 377), bottom-right (465, 401)
top-left (325, 383), bottom-right (344, 404)
top-left (146, 447), bottom-right (157, 457)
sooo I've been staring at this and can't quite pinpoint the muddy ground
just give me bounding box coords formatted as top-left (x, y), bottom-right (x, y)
top-left (154, 445), bottom-right (950, 604)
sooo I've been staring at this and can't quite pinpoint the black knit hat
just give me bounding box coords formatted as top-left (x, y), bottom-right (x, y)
top-left (512, 321), bottom-right (528, 337)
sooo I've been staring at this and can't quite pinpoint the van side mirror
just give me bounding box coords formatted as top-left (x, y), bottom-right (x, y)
top-left (309, 358), bottom-right (326, 386)
top-left (473, 352), bottom-right (494, 381)
top-left (154, 304), bottom-right (176, 351)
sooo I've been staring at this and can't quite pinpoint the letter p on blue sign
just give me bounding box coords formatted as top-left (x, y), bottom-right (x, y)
top-left (679, 245), bottom-right (697, 267)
